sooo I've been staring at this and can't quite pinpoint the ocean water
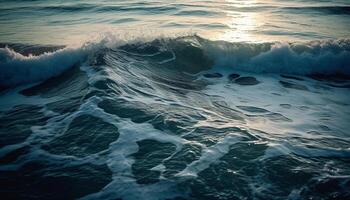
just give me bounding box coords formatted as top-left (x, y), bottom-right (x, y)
top-left (0, 0), bottom-right (350, 199)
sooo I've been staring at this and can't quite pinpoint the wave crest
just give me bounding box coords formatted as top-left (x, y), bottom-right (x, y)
top-left (201, 37), bottom-right (350, 76)
top-left (0, 45), bottom-right (89, 88)
top-left (1, 36), bottom-right (350, 89)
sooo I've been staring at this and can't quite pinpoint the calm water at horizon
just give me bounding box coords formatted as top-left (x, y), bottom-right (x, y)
top-left (0, 0), bottom-right (349, 45)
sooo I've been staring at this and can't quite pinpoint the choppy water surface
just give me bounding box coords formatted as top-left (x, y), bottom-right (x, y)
top-left (0, 0), bottom-right (350, 200)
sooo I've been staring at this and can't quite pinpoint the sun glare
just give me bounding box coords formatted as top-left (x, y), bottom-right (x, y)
top-left (222, 0), bottom-right (260, 42)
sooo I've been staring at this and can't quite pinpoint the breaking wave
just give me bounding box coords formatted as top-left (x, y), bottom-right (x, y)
top-left (1, 35), bottom-right (349, 88)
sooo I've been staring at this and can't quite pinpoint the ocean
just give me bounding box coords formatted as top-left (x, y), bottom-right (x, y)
top-left (0, 0), bottom-right (350, 199)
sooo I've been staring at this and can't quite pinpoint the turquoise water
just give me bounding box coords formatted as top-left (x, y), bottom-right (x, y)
top-left (0, 0), bottom-right (350, 200)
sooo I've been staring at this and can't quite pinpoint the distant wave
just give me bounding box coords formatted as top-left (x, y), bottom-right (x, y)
top-left (1, 36), bottom-right (349, 89)
top-left (227, 5), bottom-right (350, 15)
top-left (202, 37), bottom-right (350, 76)
top-left (1, 3), bottom-right (178, 14)
top-left (282, 5), bottom-right (350, 15)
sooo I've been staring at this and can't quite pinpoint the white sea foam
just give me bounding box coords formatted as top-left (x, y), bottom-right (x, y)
top-left (176, 132), bottom-right (243, 178)
top-left (36, 96), bottom-right (188, 200)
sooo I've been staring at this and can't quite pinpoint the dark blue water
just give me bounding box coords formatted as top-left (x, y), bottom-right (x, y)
top-left (0, 1), bottom-right (350, 200)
